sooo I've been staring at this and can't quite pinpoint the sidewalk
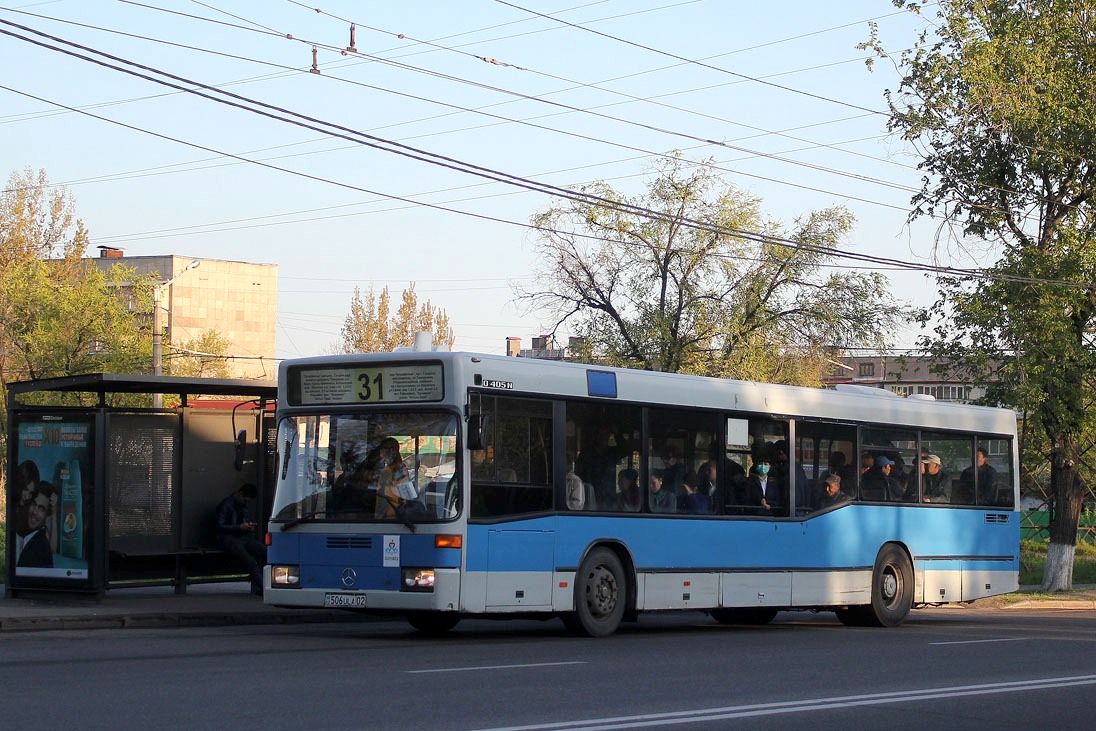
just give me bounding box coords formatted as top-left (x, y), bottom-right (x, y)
top-left (0, 582), bottom-right (372, 633)
top-left (1, 584), bottom-right (1092, 633)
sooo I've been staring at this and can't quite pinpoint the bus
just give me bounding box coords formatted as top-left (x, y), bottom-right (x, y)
top-left (265, 337), bottom-right (1019, 636)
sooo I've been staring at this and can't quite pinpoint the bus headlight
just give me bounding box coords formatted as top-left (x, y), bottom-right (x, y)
top-left (271, 565), bottom-right (300, 587)
top-left (401, 568), bottom-right (435, 592)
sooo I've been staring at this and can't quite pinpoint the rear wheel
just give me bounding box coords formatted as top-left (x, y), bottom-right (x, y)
top-left (565, 547), bottom-right (627, 637)
top-left (837, 544), bottom-right (913, 627)
top-left (407, 612), bottom-right (461, 635)
top-left (710, 607), bottom-right (779, 625)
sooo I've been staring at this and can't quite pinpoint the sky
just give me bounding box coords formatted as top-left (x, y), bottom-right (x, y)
top-left (0, 0), bottom-right (959, 361)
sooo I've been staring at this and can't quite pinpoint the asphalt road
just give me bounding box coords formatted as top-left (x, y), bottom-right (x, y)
top-left (1, 607), bottom-right (1093, 730)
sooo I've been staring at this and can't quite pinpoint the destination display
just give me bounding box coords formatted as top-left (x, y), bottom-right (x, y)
top-left (292, 363), bottom-right (444, 405)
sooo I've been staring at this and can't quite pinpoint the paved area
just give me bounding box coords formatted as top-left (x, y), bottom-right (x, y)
top-left (0, 583), bottom-right (1092, 633)
top-left (0, 582), bottom-right (371, 632)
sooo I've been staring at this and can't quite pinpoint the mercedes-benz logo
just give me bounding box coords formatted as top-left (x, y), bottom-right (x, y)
top-left (341, 567), bottom-right (357, 587)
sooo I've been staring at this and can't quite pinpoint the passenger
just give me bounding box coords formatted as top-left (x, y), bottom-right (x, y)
top-left (921, 454), bottom-right (950, 503)
top-left (859, 453), bottom-right (887, 500)
top-left (649, 471), bottom-right (677, 513)
top-left (470, 447), bottom-right (495, 481)
top-left (366, 437), bottom-right (411, 518)
top-left (681, 474), bottom-right (711, 514)
top-left (817, 473), bottom-right (851, 509)
top-left (958, 446), bottom-right (998, 504)
top-left (695, 460), bottom-right (719, 503)
top-left (575, 427), bottom-right (629, 510)
top-left (743, 460), bottom-right (776, 511)
top-left (617, 468), bottom-right (641, 512)
top-left (874, 456), bottom-right (905, 501)
top-left (565, 471), bottom-right (586, 511)
top-left (772, 440), bottom-right (804, 509)
top-left (215, 483), bottom-right (267, 595)
top-left (660, 448), bottom-right (687, 503)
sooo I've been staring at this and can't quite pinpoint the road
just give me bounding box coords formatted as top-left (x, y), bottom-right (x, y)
top-left (1, 608), bottom-right (1093, 730)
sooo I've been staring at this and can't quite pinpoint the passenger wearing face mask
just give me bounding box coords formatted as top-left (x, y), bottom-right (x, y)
top-left (743, 459), bottom-right (777, 512)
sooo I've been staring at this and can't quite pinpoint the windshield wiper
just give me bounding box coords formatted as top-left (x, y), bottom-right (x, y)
top-left (279, 510), bottom-right (325, 532)
top-left (377, 492), bottom-right (417, 533)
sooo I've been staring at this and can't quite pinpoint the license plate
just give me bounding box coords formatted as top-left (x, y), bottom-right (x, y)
top-left (324, 592), bottom-right (367, 608)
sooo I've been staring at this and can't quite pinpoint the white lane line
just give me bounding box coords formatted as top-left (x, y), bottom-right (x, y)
top-left (407, 661), bottom-right (587, 674)
top-left (929, 637), bottom-right (1032, 646)
top-left (470, 674), bottom-right (1096, 731)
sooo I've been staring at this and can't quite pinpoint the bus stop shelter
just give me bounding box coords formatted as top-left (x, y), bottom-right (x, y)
top-left (5, 373), bottom-right (277, 597)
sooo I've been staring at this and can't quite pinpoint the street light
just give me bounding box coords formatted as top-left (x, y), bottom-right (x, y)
top-left (152, 259), bottom-right (200, 407)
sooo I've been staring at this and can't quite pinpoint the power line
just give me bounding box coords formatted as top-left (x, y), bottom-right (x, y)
top-left (0, 21), bottom-right (1082, 291)
top-left (7, 3), bottom-right (919, 201)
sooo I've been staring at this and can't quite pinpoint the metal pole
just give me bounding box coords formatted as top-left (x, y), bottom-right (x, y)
top-left (152, 284), bottom-right (163, 409)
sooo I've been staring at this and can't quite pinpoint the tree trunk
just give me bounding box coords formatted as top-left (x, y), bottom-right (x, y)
top-left (1042, 458), bottom-right (1084, 591)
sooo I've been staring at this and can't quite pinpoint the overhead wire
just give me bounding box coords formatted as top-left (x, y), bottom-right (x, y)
top-left (1, 3), bottom-right (925, 211)
top-left (0, 17), bottom-right (1078, 291)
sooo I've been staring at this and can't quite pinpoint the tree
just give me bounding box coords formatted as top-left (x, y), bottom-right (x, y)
top-left (168, 331), bottom-right (233, 379)
top-left (519, 153), bottom-right (905, 382)
top-left (0, 169), bottom-right (156, 513)
top-left (868, 0), bottom-right (1096, 589)
top-left (339, 283), bottom-right (455, 353)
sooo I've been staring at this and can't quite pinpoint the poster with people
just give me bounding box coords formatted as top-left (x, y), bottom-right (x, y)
top-left (11, 416), bottom-right (93, 581)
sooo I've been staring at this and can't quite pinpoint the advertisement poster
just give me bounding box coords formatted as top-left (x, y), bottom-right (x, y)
top-left (11, 416), bottom-right (93, 581)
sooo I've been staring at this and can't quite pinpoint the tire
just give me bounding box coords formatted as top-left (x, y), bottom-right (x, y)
top-left (710, 607), bottom-right (779, 625)
top-left (565, 547), bottom-right (627, 637)
top-left (407, 612), bottom-right (461, 636)
top-left (837, 544), bottom-right (913, 628)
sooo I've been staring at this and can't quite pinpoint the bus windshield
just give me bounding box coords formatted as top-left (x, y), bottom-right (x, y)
top-left (271, 410), bottom-right (459, 524)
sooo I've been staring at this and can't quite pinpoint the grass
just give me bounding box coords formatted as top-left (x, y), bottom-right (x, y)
top-left (1019, 538), bottom-right (1096, 586)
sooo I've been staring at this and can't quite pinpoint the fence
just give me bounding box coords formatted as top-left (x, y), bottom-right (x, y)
top-left (1020, 510), bottom-right (1096, 544)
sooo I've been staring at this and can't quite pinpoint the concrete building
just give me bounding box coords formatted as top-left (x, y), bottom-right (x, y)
top-left (90, 249), bottom-right (278, 379)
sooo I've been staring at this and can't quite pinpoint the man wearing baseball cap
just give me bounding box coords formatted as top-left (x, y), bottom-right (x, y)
top-left (818, 473), bottom-right (851, 509)
top-left (921, 454), bottom-right (950, 503)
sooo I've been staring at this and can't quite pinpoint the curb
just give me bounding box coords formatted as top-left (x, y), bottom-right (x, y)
top-left (0, 610), bottom-right (372, 633)
top-left (1000, 599), bottom-right (1096, 610)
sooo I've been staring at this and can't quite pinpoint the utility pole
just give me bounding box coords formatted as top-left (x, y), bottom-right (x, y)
top-left (152, 259), bottom-right (200, 407)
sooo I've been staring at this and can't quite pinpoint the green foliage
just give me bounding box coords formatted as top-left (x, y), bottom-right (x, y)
top-left (520, 153), bottom-right (906, 382)
top-left (0, 169), bottom-right (158, 480)
top-left (168, 330), bottom-right (232, 379)
top-left (1020, 540), bottom-right (1096, 585)
top-left (870, 1), bottom-right (1096, 582)
top-left (338, 283), bottom-right (455, 353)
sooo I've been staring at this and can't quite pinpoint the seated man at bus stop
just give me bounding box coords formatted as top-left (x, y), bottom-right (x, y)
top-left (215, 483), bottom-right (267, 595)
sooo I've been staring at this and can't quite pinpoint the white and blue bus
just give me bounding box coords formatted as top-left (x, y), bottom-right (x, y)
top-left (265, 337), bottom-right (1019, 636)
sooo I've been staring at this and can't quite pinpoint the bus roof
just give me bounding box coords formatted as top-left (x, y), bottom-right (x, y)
top-left (279, 350), bottom-right (1016, 436)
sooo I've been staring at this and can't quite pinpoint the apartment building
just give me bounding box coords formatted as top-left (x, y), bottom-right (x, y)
top-left (90, 249), bottom-right (278, 379)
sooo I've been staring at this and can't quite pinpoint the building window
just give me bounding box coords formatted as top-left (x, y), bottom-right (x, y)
top-left (858, 362), bottom-right (876, 377)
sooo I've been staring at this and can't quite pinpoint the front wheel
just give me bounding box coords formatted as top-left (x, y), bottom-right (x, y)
top-left (407, 612), bottom-right (461, 636)
top-left (565, 547), bottom-right (627, 637)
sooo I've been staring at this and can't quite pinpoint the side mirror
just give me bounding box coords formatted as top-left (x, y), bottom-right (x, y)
top-left (467, 414), bottom-right (487, 452)
top-left (234, 429), bottom-right (247, 471)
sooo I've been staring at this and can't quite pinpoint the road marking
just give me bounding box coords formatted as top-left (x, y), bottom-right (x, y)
top-left (929, 637), bottom-right (1031, 646)
top-left (470, 674), bottom-right (1096, 730)
top-left (407, 661), bottom-right (586, 674)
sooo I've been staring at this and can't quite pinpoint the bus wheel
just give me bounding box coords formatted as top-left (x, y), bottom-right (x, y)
top-left (566, 547), bottom-right (627, 637)
top-left (839, 544), bottom-right (913, 627)
top-left (407, 612), bottom-right (461, 635)
top-left (710, 608), bottom-right (779, 625)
